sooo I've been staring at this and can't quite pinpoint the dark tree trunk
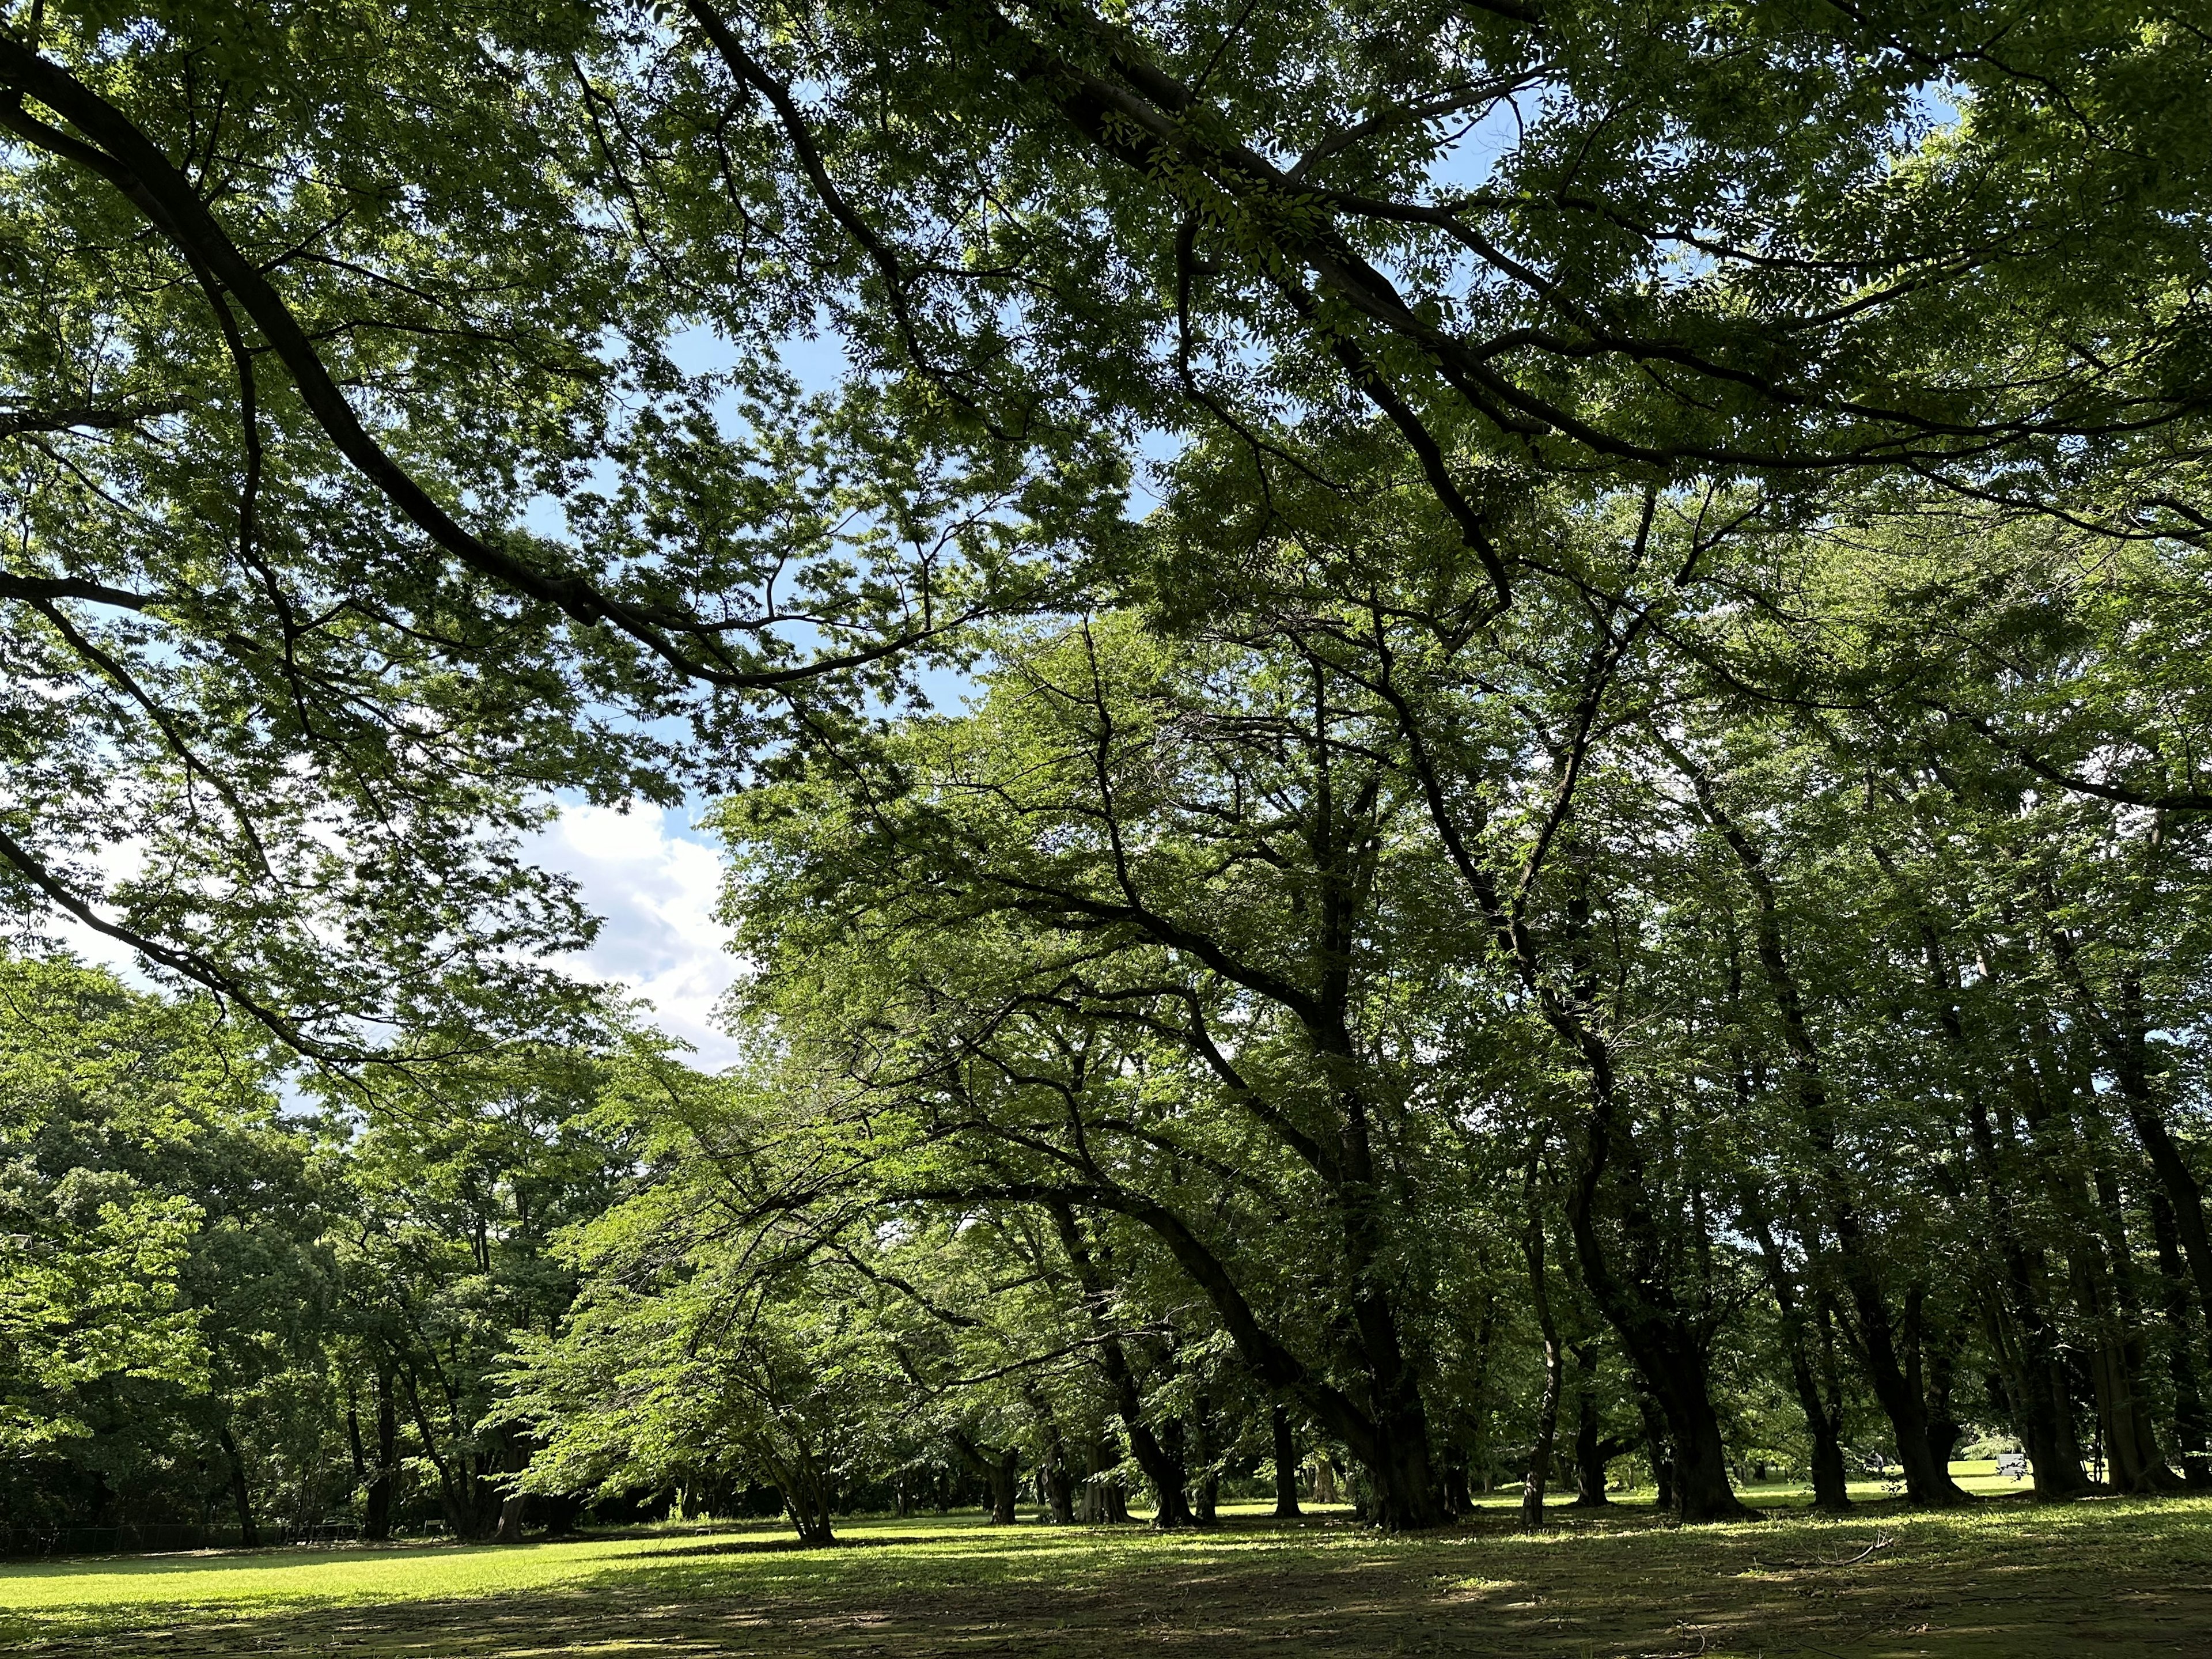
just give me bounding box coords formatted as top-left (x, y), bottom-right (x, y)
top-left (2059, 955), bottom-right (2212, 1372)
top-left (492, 1489), bottom-right (529, 1543)
top-left (363, 1370), bottom-right (397, 1540)
top-left (1190, 1395), bottom-right (1218, 1525)
top-left (1043, 1448), bottom-right (1075, 1525)
top-left (1918, 1323), bottom-right (1968, 1497)
top-left (1079, 1434), bottom-right (1130, 1523)
top-left (1520, 1162), bottom-right (1564, 1530)
top-left (1025, 1394), bottom-right (1078, 1525)
top-left (2089, 1159), bottom-right (2183, 1492)
top-left (2149, 1191), bottom-right (2212, 1486)
top-left (1960, 1105), bottom-right (2088, 1500)
top-left (1048, 1204), bottom-right (1197, 1528)
top-left (1133, 1422), bottom-right (1193, 1528)
top-left (949, 1429), bottom-right (1021, 1526)
top-left (1743, 1206), bottom-right (1850, 1510)
top-left (1859, 1286), bottom-right (1969, 1508)
top-left (2124, 1092), bottom-right (2212, 1356)
top-left (1332, 1164), bottom-right (1448, 1529)
top-left (1271, 1405), bottom-right (1302, 1518)
top-left (1558, 1043), bottom-right (1751, 1522)
top-left (218, 1424), bottom-right (259, 1547)
top-left (1907, 918), bottom-right (2086, 1502)
top-left (1635, 1392), bottom-right (1676, 1514)
top-left (1697, 781), bottom-right (1963, 1507)
top-left (777, 1448), bottom-right (837, 1547)
top-left (1568, 1347), bottom-right (1611, 1507)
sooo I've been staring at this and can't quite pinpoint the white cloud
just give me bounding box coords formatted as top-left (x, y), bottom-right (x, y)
top-left (530, 800), bottom-right (743, 1070)
top-left (29, 802), bottom-right (744, 1071)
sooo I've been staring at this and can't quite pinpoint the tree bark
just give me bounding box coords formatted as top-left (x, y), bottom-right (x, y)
top-left (2086, 1158), bottom-right (2181, 1492)
top-left (1635, 1391), bottom-right (1676, 1514)
top-left (1566, 1346), bottom-right (1622, 1506)
top-left (1190, 1394), bottom-right (1219, 1525)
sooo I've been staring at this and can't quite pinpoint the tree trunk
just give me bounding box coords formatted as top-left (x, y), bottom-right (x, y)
top-left (1908, 921), bottom-right (2086, 1502)
top-left (1556, 1041), bottom-right (1751, 1521)
top-left (1635, 1392), bottom-right (1676, 1514)
top-left (1043, 1448), bottom-right (1075, 1525)
top-left (1311, 1452), bottom-right (1338, 1505)
top-left (492, 1489), bottom-right (529, 1543)
top-left (775, 1445), bottom-right (837, 1546)
top-left (1960, 1103), bottom-right (2088, 1500)
top-left (1695, 778), bottom-right (1963, 1507)
top-left (1048, 1204), bottom-right (1198, 1528)
top-left (1520, 1166), bottom-right (1564, 1530)
top-left (1568, 1347), bottom-right (1612, 1507)
top-left (2149, 1191), bottom-right (2212, 1486)
top-left (2056, 953), bottom-right (2212, 1369)
top-left (949, 1429), bottom-right (1021, 1526)
top-left (1743, 1205), bottom-right (1850, 1510)
top-left (1190, 1395), bottom-right (1218, 1525)
top-left (218, 1423), bottom-right (259, 1547)
top-left (363, 1370), bottom-right (397, 1540)
top-left (2089, 1158), bottom-right (2183, 1491)
top-left (1271, 1405), bottom-right (1302, 1518)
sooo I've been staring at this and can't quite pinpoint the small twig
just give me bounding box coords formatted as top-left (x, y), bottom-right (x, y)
top-left (1751, 1531), bottom-right (1896, 1571)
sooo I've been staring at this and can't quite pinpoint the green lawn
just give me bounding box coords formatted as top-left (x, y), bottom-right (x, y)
top-left (3, 1476), bottom-right (2206, 1657)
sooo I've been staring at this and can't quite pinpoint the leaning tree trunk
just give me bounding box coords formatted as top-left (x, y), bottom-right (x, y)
top-left (1689, 774), bottom-right (1960, 1508)
top-left (1333, 1116), bottom-right (1450, 1530)
top-left (2089, 1157), bottom-right (2183, 1491)
top-left (1743, 1204), bottom-right (1850, 1511)
top-left (1907, 916), bottom-right (2087, 1502)
top-left (1562, 1059), bottom-right (1752, 1523)
top-left (1843, 1275), bottom-right (1968, 1508)
top-left (1049, 1203), bottom-right (1199, 1527)
top-left (1530, 897), bottom-right (1752, 1525)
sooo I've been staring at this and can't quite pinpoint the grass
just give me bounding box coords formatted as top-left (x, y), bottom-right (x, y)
top-left (2, 1469), bottom-right (2207, 1657)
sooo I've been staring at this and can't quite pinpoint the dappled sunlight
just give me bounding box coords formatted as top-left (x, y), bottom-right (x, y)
top-left (6, 1499), bottom-right (2212, 1656)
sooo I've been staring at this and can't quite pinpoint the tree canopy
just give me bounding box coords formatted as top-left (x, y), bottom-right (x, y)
top-left (5, 0), bottom-right (2212, 1546)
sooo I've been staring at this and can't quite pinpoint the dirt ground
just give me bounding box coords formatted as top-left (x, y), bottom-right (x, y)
top-left (7, 1495), bottom-right (2211, 1658)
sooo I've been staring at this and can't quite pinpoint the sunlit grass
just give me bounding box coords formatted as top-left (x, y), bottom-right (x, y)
top-left (3, 1474), bottom-right (2207, 1656)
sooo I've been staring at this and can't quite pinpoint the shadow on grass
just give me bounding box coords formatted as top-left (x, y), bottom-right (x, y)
top-left (620, 1531), bottom-right (948, 1562)
top-left (12, 1494), bottom-right (2212, 1658)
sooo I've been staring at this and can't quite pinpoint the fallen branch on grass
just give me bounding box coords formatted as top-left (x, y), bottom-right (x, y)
top-left (1751, 1532), bottom-right (1896, 1571)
